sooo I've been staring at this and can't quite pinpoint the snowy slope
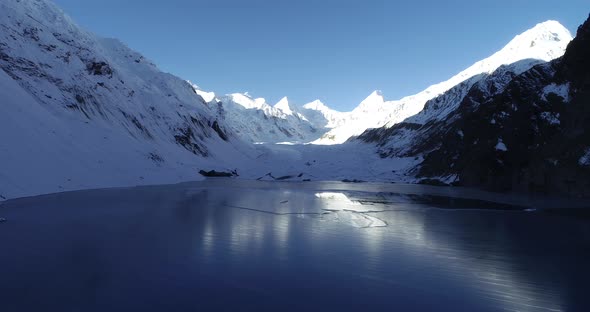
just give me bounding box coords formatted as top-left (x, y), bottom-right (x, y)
top-left (211, 93), bottom-right (325, 143)
top-left (314, 20), bottom-right (573, 144)
top-left (274, 96), bottom-right (293, 115)
top-left (0, 0), bottom-right (250, 199)
top-left (0, 68), bottom-right (205, 199)
top-left (357, 14), bottom-right (590, 196)
top-left (300, 99), bottom-right (348, 129)
top-left (359, 59), bottom-right (546, 158)
top-left (189, 82), bottom-right (348, 144)
top-left (191, 82), bottom-right (217, 103)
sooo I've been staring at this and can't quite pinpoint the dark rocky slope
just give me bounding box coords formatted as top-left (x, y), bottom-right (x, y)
top-left (361, 14), bottom-right (590, 196)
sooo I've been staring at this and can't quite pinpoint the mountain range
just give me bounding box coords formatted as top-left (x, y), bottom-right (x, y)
top-left (360, 15), bottom-right (590, 195)
top-left (1, 0), bottom-right (588, 199)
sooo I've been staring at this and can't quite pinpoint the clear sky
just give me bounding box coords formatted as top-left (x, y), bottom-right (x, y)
top-left (52, 0), bottom-right (588, 111)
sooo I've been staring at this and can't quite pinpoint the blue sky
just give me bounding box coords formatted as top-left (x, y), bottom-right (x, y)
top-left (53, 0), bottom-right (588, 111)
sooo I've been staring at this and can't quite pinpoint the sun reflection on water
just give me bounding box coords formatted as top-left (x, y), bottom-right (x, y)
top-left (193, 186), bottom-right (565, 311)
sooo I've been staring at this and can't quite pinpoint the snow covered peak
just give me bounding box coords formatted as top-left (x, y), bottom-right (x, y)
top-left (302, 99), bottom-right (327, 111)
top-left (254, 97), bottom-right (267, 108)
top-left (188, 82), bottom-right (217, 103)
top-left (440, 21), bottom-right (573, 88)
top-left (365, 90), bottom-right (383, 100)
top-left (274, 96), bottom-right (292, 115)
top-left (420, 20), bottom-right (572, 99)
top-left (196, 89), bottom-right (217, 103)
top-left (226, 93), bottom-right (268, 110)
top-left (382, 20), bottom-right (572, 116)
top-left (491, 20), bottom-right (572, 65)
top-left (371, 90), bottom-right (383, 97)
top-left (508, 20), bottom-right (571, 52)
top-left (354, 90), bottom-right (386, 114)
top-left (314, 20), bottom-right (572, 145)
top-left (300, 99), bottom-right (347, 129)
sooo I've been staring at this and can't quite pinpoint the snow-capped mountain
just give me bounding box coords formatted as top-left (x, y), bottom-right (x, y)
top-left (1, 0), bottom-right (586, 200)
top-left (274, 96), bottom-right (293, 115)
top-left (191, 83), bottom-right (217, 103)
top-left (314, 20), bottom-right (573, 144)
top-left (185, 19), bottom-right (572, 146)
top-left (360, 14), bottom-right (590, 196)
top-left (187, 85), bottom-right (347, 144)
top-left (0, 0), bottom-right (247, 199)
top-left (359, 58), bottom-right (547, 157)
top-left (204, 92), bottom-right (326, 143)
top-left (310, 91), bottom-right (389, 144)
top-left (301, 99), bottom-right (347, 129)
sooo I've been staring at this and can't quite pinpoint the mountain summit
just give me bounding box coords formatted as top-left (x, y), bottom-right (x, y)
top-left (274, 97), bottom-right (293, 115)
top-left (360, 15), bottom-right (590, 196)
top-left (0, 0), bottom-right (584, 199)
top-left (313, 20), bottom-right (573, 144)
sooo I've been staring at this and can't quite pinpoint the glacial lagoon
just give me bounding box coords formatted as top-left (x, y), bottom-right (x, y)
top-left (1, 180), bottom-right (589, 311)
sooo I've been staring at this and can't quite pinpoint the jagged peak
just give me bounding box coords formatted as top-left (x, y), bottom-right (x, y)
top-left (195, 89), bottom-right (216, 103)
top-left (229, 92), bottom-right (251, 101)
top-left (303, 99), bottom-right (327, 110)
top-left (361, 90), bottom-right (384, 103)
top-left (354, 90), bottom-right (385, 112)
top-left (274, 96), bottom-right (293, 115)
top-left (187, 81), bottom-right (216, 103)
top-left (500, 20), bottom-right (572, 58)
top-left (369, 90), bottom-right (383, 98)
top-left (224, 93), bottom-right (267, 110)
top-left (254, 97), bottom-right (267, 107)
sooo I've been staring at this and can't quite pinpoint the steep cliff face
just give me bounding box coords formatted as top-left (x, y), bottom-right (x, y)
top-left (361, 14), bottom-right (590, 196)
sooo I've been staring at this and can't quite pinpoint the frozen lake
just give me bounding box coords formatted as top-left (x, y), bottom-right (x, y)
top-left (1, 180), bottom-right (589, 311)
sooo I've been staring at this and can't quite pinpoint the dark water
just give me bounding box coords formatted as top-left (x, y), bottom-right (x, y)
top-left (1, 180), bottom-right (589, 311)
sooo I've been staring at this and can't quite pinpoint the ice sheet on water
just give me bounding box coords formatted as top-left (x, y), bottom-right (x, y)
top-left (322, 211), bottom-right (387, 228)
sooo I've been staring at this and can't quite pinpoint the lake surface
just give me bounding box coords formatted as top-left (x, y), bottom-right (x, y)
top-left (1, 180), bottom-right (589, 311)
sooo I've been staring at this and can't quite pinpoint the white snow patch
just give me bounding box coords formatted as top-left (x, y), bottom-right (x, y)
top-left (195, 89), bottom-right (216, 103)
top-left (188, 82), bottom-right (217, 103)
top-left (542, 83), bottom-right (570, 102)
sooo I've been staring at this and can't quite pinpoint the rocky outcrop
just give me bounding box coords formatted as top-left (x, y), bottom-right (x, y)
top-left (199, 170), bottom-right (238, 178)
